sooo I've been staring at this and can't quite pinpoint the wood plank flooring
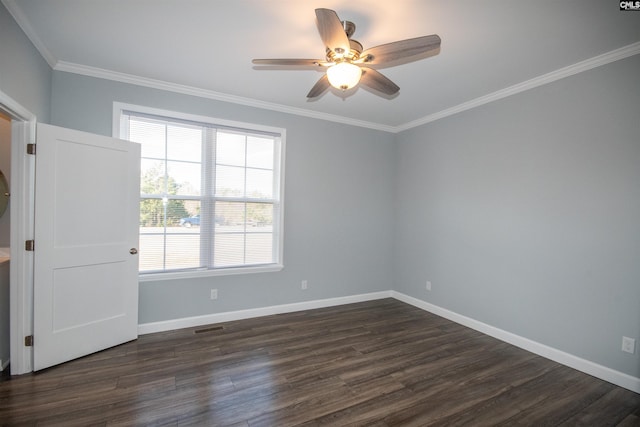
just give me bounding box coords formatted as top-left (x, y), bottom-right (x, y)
top-left (1, 298), bottom-right (639, 426)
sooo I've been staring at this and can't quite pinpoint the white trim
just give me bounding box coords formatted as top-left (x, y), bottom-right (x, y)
top-left (63, 61), bottom-right (395, 133)
top-left (139, 264), bottom-right (283, 282)
top-left (1, 358), bottom-right (9, 371)
top-left (396, 41), bottom-right (640, 132)
top-left (1, 0), bottom-right (57, 68)
top-left (112, 101), bottom-right (286, 137)
top-left (138, 291), bottom-right (392, 334)
top-left (391, 291), bottom-right (640, 394)
top-left (0, 90), bottom-right (36, 375)
top-left (135, 287), bottom-right (640, 392)
top-left (138, 288), bottom-right (640, 393)
top-left (9, 121), bottom-right (35, 376)
top-left (56, 42), bottom-right (639, 133)
top-left (0, 91), bottom-right (37, 124)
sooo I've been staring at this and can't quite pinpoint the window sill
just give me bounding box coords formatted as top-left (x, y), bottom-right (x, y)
top-left (138, 264), bottom-right (284, 282)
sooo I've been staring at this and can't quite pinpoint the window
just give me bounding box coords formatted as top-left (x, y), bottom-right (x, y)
top-left (115, 103), bottom-right (284, 279)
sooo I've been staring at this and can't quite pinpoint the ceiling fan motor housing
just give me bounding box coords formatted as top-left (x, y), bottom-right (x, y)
top-left (327, 39), bottom-right (363, 63)
top-left (342, 20), bottom-right (356, 38)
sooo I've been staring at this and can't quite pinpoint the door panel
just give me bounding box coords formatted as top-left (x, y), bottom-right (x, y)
top-left (33, 123), bottom-right (140, 370)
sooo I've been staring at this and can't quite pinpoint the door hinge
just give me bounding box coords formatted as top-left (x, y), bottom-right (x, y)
top-left (25, 240), bottom-right (35, 251)
top-left (27, 143), bottom-right (36, 155)
top-left (25, 335), bottom-right (34, 347)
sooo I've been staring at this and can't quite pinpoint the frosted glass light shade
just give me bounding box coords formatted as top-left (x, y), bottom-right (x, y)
top-left (327, 62), bottom-right (362, 90)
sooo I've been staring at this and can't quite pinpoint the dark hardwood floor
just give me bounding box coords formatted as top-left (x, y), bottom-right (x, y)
top-left (1, 298), bottom-right (639, 426)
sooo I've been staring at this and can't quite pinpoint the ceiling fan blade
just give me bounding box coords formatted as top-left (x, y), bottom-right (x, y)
top-left (315, 8), bottom-right (350, 55)
top-left (307, 74), bottom-right (331, 98)
top-left (361, 35), bottom-right (441, 65)
top-left (360, 67), bottom-right (400, 95)
top-left (252, 58), bottom-right (325, 66)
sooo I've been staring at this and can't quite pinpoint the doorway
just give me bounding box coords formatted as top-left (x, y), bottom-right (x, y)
top-left (1, 91), bottom-right (140, 375)
top-left (0, 90), bottom-right (36, 375)
top-left (0, 111), bottom-right (10, 370)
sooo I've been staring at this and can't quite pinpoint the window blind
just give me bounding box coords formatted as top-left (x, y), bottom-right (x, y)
top-left (120, 110), bottom-right (283, 274)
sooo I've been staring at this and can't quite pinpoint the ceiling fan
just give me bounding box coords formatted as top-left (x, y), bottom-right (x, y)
top-left (252, 8), bottom-right (441, 98)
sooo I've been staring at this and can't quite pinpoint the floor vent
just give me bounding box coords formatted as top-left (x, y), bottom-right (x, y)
top-left (194, 326), bottom-right (224, 334)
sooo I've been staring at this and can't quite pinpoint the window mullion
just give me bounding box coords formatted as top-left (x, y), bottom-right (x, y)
top-left (201, 127), bottom-right (216, 268)
top-left (243, 136), bottom-right (248, 265)
top-left (162, 124), bottom-right (169, 271)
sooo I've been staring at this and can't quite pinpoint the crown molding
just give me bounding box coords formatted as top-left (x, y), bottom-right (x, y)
top-left (54, 61), bottom-right (397, 133)
top-left (54, 41), bottom-right (640, 134)
top-left (396, 41), bottom-right (640, 132)
top-left (2, 0), bottom-right (57, 68)
top-left (3, 0), bottom-right (639, 132)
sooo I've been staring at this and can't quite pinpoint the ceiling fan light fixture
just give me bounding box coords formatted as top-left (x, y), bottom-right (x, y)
top-left (326, 62), bottom-right (362, 90)
top-left (253, 8), bottom-right (441, 98)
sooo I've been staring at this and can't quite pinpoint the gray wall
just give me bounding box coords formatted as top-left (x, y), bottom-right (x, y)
top-left (394, 55), bottom-right (640, 378)
top-left (0, 2), bottom-right (51, 247)
top-left (51, 56), bottom-right (640, 378)
top-left (3, 0), bottom-right (638, 383)
top-left (50, 71), bottom-right (395, 323)
top-left (0, 3), bottom-right (51, 122)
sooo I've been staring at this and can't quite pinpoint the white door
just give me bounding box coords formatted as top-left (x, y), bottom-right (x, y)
top-left (33, 123), bottom-right (140, 371)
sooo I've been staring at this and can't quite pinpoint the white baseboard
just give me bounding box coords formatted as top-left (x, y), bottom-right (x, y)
top-left (138, 290), bottom-right (392, 335)
top-left (391, 291), bottom-right (640, 394)
top-left (0, 358), bottom-right (9, 371)
top-left (138, 289), bottom-right (639, 394)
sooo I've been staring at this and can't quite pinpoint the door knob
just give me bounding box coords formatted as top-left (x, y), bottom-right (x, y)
top-left (129, 248), bottom-right (138, 255)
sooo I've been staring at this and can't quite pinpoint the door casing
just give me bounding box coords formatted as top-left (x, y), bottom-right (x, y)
top-left (0, 89), bottom-right (36, 375)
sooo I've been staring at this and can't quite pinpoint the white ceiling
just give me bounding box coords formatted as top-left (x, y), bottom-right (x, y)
top-left (4, 0), bottom-right (640, 131)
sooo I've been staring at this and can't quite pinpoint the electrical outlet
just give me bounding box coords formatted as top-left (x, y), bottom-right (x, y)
top-left (301, 280), bottom-right (308, 290)
top-left (210, 289), bottom-right (218, 300)
top-left (622, 336), bottom-right (636, 354)
top-left (426, 281), bottom-right (432, 291)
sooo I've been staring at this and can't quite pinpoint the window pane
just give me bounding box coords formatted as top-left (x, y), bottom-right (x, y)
top-left (214, 234), bottom-right (245, 267)
top-left (246, 168), bottom-right (273, 198)
top-left (247, 136), bottom-right (274, 169)
top-left (167, 125), bottom-right (202, 162)
top-left (139, 233), bottom-right (165, 272)
top-left (167, 199), bottom-right (191, 227)
top-left (139, 198), bottom-right (193, 228)
top-left (215, 201), bottom-right (245, 228)
top-left (140, 160), bottom-right (166, 195)
top-left (130, 119), bottom-right (166, 159)
top-left (183, 200), bottom-right (201, 223)
top-left (247, 203), bottom-right (272, 230)
top-left (246, 234), bottom-right (273, 264)
top-left (167, 161), bottom-right (201, 196)
top-left (140, 198), bottom-right (165, 227)
top-left (216, 132), bottom-right (246, 166)
top-left (165, 235), bottom-right (202, 270)
top-left (139, 201), bottom-right (202, 272)
top-left (216, 165), bottom-right (245, 197)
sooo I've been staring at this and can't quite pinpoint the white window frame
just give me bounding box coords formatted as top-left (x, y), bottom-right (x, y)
top-left (113, 102), bottom-right (285, 281)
